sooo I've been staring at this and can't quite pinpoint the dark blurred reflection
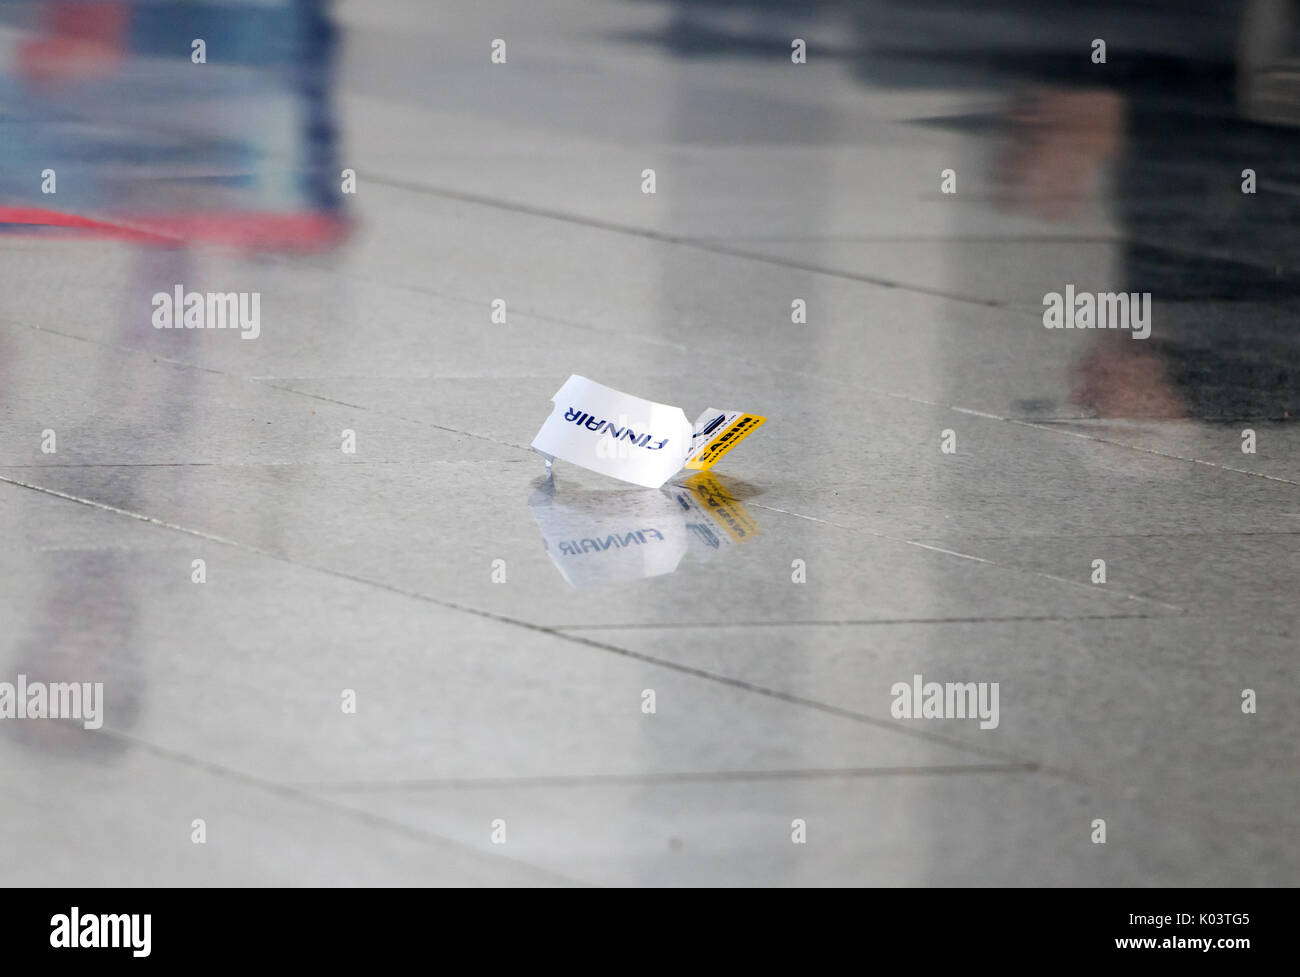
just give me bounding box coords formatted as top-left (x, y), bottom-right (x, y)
top-left (1, 0), bottom-right (345, 758)
top-left (936, 0), bottom-right (1300, 420)
top-left (631, 0), bottom-right (1297, 885)
top-left (0, 0), bottom-right (346, 250)
top-left (637, 0), bottom-right (1300, 420)
top-left (529, 472), bottom-right (762, 588)
top-left (4, 552), bottom-right (144, 757)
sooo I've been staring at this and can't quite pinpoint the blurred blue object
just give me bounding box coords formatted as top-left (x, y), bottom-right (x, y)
top-left (0, 0), bottom-right (347, 250)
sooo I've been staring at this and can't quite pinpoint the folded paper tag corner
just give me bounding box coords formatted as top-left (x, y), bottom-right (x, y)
top-left (682, 409), bottom-right (766, 472)
top-left (531, 376), bottom-right (762, 488)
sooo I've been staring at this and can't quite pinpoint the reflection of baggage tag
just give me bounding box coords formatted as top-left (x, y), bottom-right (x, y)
top-left (670, 483), bottom-right (727, 559)
top-left (528, 483), bottom-right (688, 588)
top-left (674, 472), bottom-right (762, 562)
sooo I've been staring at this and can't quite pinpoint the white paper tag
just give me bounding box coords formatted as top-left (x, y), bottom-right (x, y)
top-left (531, 375), bottom-right (695, 488)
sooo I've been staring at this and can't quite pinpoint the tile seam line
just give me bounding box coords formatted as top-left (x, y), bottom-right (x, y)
top-left (665, 363), bottom-right (1300, 483)
top-left (0, 378), bottom-right (1272, 608)
top-left (1009, 417), bottom-right (1300, 487)
top-left (94, 729), bottom-right (589, 887)
top-left (360, 178), bottom-right (1299, 308)
top-left (799, 377), bottom-right (1300, 487)
top-left (0, 401), bottom-right (1271, 611)
top-left (0, 460), bottom-right (1184, 615)
top-left (690, 231), bottom-right (1298, 280)
top-left (12, 326), bottom-right (1273, 550)
top-left (306, 759), bottom-right (1103, 794)
top-left (6, 299), bottom-right (1289, 487)
top-left (0, 315), bottom-right (235, 380)
top-left (552, 613), bottom-right (1171, 629)
top-left (289, 763), bottom-right (1040, 792)
top-left (361, 174), bottom-right (1017, 310)
top-left (0, 405), bottom-right (1200, 616)
top-left (908, 531), bottom-right (1300, 540)
top-left (0, 319), bottom-right (525, 454)
top-left (741, 500), bottom-right (1187, 613)
top-left (0, 462), bottom-right (423, 469)
top-left (0, 472), bottom-right (1035, 768)
top-left (252, 255), bottom-right (695, 355)
top-left (254, 381), bottom-right (528, 452)
top-left (688, 234), bottom-right (1123, 245)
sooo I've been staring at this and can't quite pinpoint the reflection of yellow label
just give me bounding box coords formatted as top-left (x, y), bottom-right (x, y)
top-left (684, 414), bottom-right (765, 471)
top-left (683, 472), bottom-right (761, 543)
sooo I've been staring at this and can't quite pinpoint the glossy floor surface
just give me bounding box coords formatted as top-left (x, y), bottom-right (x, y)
top-left (1, 0), bottom-right (1296, 886)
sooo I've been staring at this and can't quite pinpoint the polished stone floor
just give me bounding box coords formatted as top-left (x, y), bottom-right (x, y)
top-left (0, 0), bottom-right (1296, 886)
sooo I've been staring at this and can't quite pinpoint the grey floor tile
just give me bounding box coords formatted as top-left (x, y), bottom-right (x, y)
top-left (908, 531), bottom-right (1300, 628)
top-left (572, 618), bottom-right (1297, 790)
top-left (0, 737), bottom-right (564, 886)
top-left (1041, 418), bottom-right (1300, 483)
top-left (0, 457), bottom-right (1176, 633)
top-left (306, 768), bottom-right (1287, 886)
top-left (1, 0), bottom-right (1294, 889)
top-left (0, 520), bottom-right (997, 785)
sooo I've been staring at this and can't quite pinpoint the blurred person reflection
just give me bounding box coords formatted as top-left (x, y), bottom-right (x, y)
top-left (1, 0), bottom-right (347, 759)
